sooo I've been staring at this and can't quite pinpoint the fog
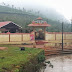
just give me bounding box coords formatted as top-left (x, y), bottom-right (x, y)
top-left (0, 0), bottom-right (72, 21)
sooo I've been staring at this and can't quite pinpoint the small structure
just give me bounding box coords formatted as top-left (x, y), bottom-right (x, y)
top-left (0, 21), bottom-right (22, 33)
top-left (28, 17), bottom-right (51, 42)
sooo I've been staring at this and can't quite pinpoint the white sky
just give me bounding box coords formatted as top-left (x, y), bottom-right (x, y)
top-left (0, 0), bottom-right (72, 21)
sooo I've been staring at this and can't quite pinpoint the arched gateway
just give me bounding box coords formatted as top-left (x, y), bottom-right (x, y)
top-left (28, 17), bottom-right (51, 43)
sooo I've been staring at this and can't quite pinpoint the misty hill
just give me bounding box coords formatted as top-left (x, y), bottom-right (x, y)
top-left (0, 5), bottom-right (71, 32)
top-left (29, 7), bottom-right (68, 22)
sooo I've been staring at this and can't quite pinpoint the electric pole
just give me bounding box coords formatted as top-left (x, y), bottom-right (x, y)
top-left (71, 18), bottom-right (72, 32)
top-left (62, 22), bottom-right (64, 51)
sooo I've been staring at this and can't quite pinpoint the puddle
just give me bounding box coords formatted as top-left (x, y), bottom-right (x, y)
top-left (44, 54), bottom-right (72, 72)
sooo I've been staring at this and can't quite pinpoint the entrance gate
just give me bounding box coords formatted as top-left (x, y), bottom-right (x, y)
top-left (28, 17), bottom-right (51, 43)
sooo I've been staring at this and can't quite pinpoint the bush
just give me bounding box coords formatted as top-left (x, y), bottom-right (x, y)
top-left (38, 55), bottom-right (45, 63)
top-left (0, 45), bottom-right (45, 72)
top-left (19, 50), bottom-right (45, 72)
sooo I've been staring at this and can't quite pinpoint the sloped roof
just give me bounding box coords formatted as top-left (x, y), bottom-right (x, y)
top-left (36, 17), bottom-right (42, 20)
top-left (28, 17), bottom-right (51, 27)
top-left (0, 21), bottom-right (11, 28)
top-left (28, 23), bottom-right (51, 27)
top-left (0, 21), bottom-right (22, 28)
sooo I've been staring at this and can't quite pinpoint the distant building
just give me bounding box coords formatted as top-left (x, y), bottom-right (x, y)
top-left (28, 17), bottom-right (51, 40)
top-left (0, 21), bottom-right (22, 33)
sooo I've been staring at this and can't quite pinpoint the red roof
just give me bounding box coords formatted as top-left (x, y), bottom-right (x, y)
top-left (0, 21), bottom-right (12, 28)
top-left (28, 17), bottom-right (51, 27)
top-left (28, 23), bottom-right (51, 27)
top-left (37, 17), bottom-right (42, 20)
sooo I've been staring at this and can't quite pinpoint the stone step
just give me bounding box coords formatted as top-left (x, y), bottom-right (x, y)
top-left (45, 52), bottom-right (60, 56)
top-left (45, 51), bottom-right (60, 56)
top-left (45, 50), bottom-right (72, 56)
top-left (61, 51), bottom-right (72, 54)
top-left (36, 41), bottom-right (48, 45)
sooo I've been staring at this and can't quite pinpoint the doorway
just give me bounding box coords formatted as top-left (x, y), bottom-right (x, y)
top-left (35, 29), bottom-right (45, 40)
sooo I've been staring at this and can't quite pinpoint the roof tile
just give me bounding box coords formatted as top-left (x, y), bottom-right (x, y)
top-left (0, 21), bottom-right (11, 28)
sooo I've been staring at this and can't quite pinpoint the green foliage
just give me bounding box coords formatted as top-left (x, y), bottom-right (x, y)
top-left (0, 45), bottom-right (44, 72)
top-left (13, 68), bottom-right (19, 72)
top-left (37, 51), bottom-right (45, 63)
top-left (38, 55), bottom-right (45, 63)
top-left (0, 5), bottom-right (71, 32)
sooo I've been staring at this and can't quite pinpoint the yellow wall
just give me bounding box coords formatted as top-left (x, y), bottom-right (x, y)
top-left (46, 33), bottom-right (55, 40)
top-left (0, 34), bottom-right (9, 42)
top-left (66, 34), bottom-right (72, 39)
top-left (10, 34), bottom-right (22, 41)
top-left (10, 34), bottom-right (30, 42)
top-left (45, 33), bottom-right (72, 41)
top-left (0, 33), bottom-right (72, 42)
top-left (0, 33), bottom-right (31, 42)
top-left (23, 34), bottom-right (30, 41)
top-left (56, 34), bottom-right (65, 40)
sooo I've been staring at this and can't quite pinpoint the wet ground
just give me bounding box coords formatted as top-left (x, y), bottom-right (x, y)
top-left (44, 54), bottom-right (72, 72)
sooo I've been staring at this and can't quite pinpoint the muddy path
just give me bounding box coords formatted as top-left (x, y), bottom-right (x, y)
top-left (44, 54), bottom-right (72, 72)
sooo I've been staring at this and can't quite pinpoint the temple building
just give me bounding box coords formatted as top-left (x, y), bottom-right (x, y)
top-left (0, 21), bottom-right (22, 33)
top-left (28, 17), bottom-right (51, 41)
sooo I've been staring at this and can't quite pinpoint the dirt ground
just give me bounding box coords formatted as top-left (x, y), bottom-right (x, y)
top-left (14, 44), bottom-right (72, 50)
top-left (0, 47), bottom-right (7, 50)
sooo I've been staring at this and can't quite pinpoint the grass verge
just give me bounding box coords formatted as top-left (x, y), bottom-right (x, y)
top-left (0, 45), bottom-right (45, 72)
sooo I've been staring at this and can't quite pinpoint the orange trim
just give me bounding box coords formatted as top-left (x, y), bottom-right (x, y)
top-left (46, 32), bottom-right (72, 34)
top-left (0, 33), bottom-right (30, 34)
top-left (0, 32), bottom-right (72, 35)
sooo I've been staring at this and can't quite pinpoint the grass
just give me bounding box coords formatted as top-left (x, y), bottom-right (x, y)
top-left (0, 45), bottom-right (43, 71)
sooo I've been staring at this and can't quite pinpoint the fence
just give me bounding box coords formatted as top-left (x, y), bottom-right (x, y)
top-left (0, 33), bottom-right (31, 42)
top-left (46, 32), bottom-right (72, 41)
top-left (0, 32), bottom-right (72, 42)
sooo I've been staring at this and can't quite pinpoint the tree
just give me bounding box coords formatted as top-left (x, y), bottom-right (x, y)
top-left (12, 5), bottom-right (14, 8)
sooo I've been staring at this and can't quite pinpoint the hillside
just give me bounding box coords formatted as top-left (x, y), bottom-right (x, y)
top-left (29, 7), bottom-right (69, 22)
top-left (0, 5), bottom-right (71, 32)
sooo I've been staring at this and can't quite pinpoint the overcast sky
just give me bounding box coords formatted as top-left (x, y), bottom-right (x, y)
top-left (0, 0), bottom-right (72, 21)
